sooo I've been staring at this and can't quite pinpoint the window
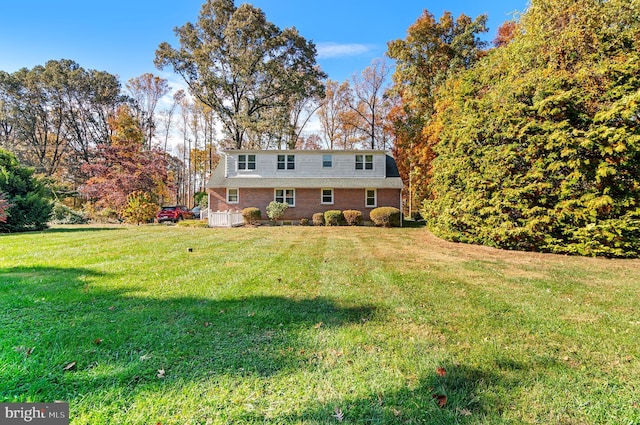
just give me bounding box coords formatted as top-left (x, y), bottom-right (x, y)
top-left (275, 189), bottom-right (295, 206)
top-left (365, 189), bottom-right (377, 208)
top-left (355, 154), bottom-right (373, 170)
top-left (277, 154), bottom-right (295, 170)
top-left (321, 188), bottom-right (334, 205)
top-left (227, 188), bottom-right (239, 203)
top-left (238, 154), bottom-right (256, 170)
top-left (322, 154), bottom-right (332, 168)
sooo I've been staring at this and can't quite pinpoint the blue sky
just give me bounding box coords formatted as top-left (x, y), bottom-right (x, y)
top-left (0, 0), bottom-right (528, 86)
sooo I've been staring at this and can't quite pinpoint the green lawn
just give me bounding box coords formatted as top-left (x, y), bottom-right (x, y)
top-left (1, 224), bottom-right (639, 424)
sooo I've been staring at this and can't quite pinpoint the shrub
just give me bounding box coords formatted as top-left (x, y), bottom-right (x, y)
top-left (121, 191), bottom-right (159, 225)
top-left (343, 210), bottom-right (363, 226)
top-left (324, 210), bottom-right (344, 226)
top-left (50, 202), bottom-right (89, 225)
top-left (242, 207), bottom-right (261, 225)
top-left (312, 213), bottom-right (325, 226)
top-left (370, 207), bottom-right (401, 227)
top-left (84, 203), bottom-right (119, 223)
top-left (266, 201), bottom-right (288, 222)
top-left (299, 218), bottom-right (310, 226)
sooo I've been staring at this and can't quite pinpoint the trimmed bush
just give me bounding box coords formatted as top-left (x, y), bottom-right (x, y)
top-left (312, 213), bottom-right (325, 226)
top-left (343, 210), bottom-right (363, 226)
top-left (266, 201), bottom-right (288, 222)
top-left (324, 210), bottom-right (344, 226)
top-left (370, 207), bottom-right (401, 227)
top-left (299, 218), bottom-right (310, 226)
top-left (242, 207), bottom-right (261, 225)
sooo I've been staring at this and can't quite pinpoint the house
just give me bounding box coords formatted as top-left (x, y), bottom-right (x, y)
top-left (207, 150), bottom-right (404, 224)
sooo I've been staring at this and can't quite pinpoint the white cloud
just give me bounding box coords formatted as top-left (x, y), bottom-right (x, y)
top-left (316, 42), bottom-right (373, 59)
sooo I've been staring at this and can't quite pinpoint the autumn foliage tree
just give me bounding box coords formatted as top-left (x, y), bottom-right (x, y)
top-left (386, 10), bottom-right (488, 213)
top-left (80, 105), bottom-right (168, 217)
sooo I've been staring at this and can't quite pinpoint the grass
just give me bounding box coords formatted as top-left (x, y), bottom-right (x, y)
top-left (1, 224), bottom-right (639, 424)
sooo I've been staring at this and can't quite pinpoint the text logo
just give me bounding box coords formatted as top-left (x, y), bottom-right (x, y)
top-left (0, 403), bottom-right (68, 425)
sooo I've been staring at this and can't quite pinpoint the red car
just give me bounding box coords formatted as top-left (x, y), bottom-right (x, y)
top-left (156, 205), bottom-right (193, 223)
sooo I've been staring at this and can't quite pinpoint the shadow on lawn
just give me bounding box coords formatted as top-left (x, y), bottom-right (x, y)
top-left (0, 266), bottom-right (376, 402)
top-left (39, 226), bottom-right (125, 234)
top-left (277, 362), bottom-right (523, 424)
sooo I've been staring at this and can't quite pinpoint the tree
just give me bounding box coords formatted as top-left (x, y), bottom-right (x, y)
top-left (493, 20), bottom-right (519, 47)
top-left (386, 10), bottom-right (488, 213)
top-left (126, 73), bottom-right (170, 149)
top-left (318, 80), bottom-right (351, 149)
top-left (0, 60), bottom-right (122, 186)
top-left (154, 0), bottom-right (326, 149)
top-left (80, 106), bottom-right (169, 215)
top-left (348, 59), bottom-right (393, 150)
top-left (0, 149), bottom-right (53, 232)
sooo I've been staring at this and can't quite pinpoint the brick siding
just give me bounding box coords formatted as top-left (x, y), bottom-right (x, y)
top-left (209, 187), bottom-right (401, 221)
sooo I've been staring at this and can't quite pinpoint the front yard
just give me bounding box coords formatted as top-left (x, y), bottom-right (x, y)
top-left (1, 225), bottom-right (639, 424)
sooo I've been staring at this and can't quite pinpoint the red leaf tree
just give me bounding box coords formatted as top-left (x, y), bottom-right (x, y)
top-left (80, 105), bottom-right (169, 215)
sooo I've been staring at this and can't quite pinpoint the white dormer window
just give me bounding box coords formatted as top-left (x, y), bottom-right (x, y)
top-left (355, 154), bottom-right (373, 170)
top-left (322, 154), bottom-right (332, 168)
top-left (277, 154), bottom-right (295, 170)
top-left (238, 154), bottom-right (256, 170)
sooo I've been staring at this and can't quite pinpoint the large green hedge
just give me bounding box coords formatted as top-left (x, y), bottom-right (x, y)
top-left (421, 0), bottom-right (640, 258)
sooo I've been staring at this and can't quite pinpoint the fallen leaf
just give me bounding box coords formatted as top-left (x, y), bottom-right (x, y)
top-left (63, 361), bottom-right (76, 371)
top-left (457, 407), bottom-right (472, 416)
top-left (391, 408), bottom-right (401, 417)
top-left (433, 394), bottom-right (447, 408)
top-left (94, 338), bottom-right (103, 345)
top-left (157, 369), bottom-right (165, 378)
top-left (314, 322), bottom-right (323, 329)
top-left (26, 347), bottom-right (34, 356)
top-left (436, 367), bottom-right (446, 377)
top-left (333, 408), bottom-right (344, 422)
top-left (203, 322), bottom-right (211, 327)
top-left (108, 306), bottom-right (115, 311)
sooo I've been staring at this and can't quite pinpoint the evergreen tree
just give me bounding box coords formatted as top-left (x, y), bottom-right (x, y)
top-left (421, 0), bottom-right (640, 257)
top-left (0, 149), bottom-right (53, 232)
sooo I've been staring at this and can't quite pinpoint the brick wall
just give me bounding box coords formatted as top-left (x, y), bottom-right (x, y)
top-left (209, 187), bottom-right (401, 221)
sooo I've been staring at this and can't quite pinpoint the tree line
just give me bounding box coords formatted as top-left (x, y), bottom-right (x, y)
top-left (0, 0), bottom-right (397, 230)
top-left (388, 0), bottom-right (640, 257)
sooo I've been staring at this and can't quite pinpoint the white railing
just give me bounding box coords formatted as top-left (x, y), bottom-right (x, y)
top-left (208, 210), bottom-right (244, 227)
